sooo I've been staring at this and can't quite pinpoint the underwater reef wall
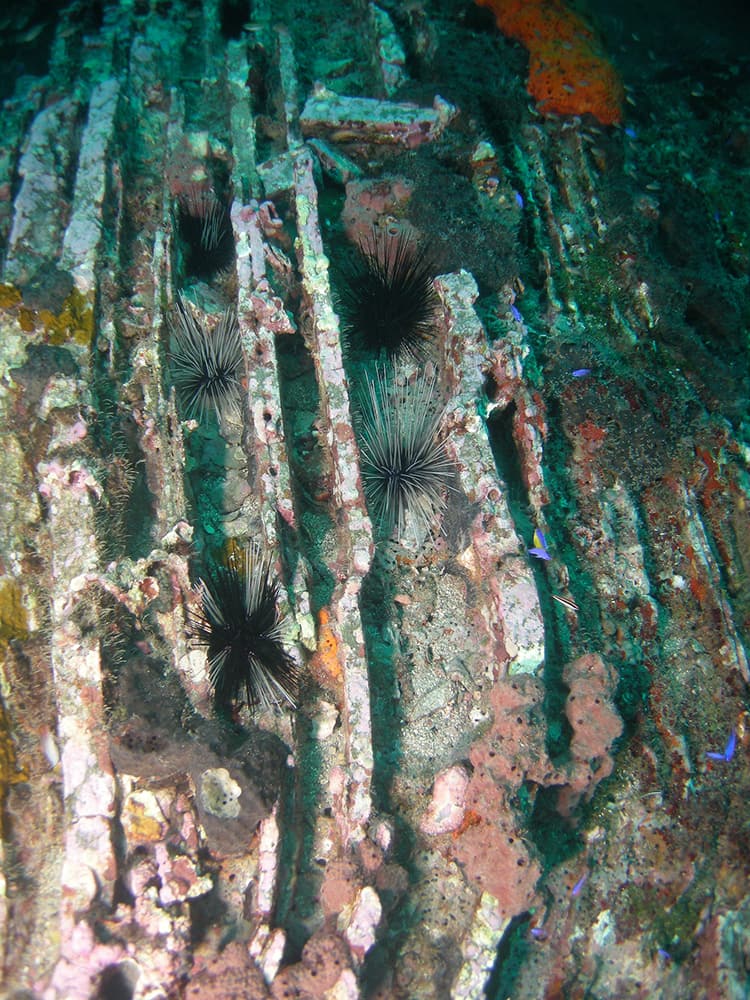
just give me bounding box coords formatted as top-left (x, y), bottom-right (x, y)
top-left (0, 1), bottom-right (748, 998)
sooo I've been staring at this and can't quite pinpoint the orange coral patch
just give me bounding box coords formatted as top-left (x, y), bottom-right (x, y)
top-left (475, 0), bottom-right (623, 125)
top-left (578, 419), bottom-right (607, 442)
top-left (310, 607), bottom-right (343, 692)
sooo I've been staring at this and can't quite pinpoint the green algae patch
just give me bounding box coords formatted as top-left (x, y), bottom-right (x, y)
top-left (0, 284), bottom-right (23, 309)
top-left (42, 287), bottom-right (95, 348)
top-left (0, 283), bottom-right (94, 350)
top-left (0, 577), bottom-right (30, 643)
top-left (0, 700), bottom-right (28, 836)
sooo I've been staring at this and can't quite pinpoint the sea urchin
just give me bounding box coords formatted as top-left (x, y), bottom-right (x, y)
top-left (177, 184), bottom-right (235, 278)
top-left (170, 294), bottom-right (243, 421)
top-left (188, 545), bottom-right (299, 712)
top-left (338, 228), bottom-right (439, 359)
top-left (358, 367), bottom-right (453, 541)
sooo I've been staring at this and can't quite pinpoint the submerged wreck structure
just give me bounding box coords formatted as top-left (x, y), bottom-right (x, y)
top-left (0, 0), bottom-right (748, 996)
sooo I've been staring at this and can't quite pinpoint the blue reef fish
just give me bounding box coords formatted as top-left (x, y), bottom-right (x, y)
top-left (528, 529), bottom-right (550, 560)
top-left (706, 729), bottom-right (736, 762)
top-left (571, 873), bottom-right (587, 896)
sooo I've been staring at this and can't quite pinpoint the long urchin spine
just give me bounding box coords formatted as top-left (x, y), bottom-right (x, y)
top-left (188, 545), bottom-right (299, 712)
top-left (177, 184), bottom-right (235, 278)
top-left (338, 228), bottom-right (439, 359)
top-left (170, 294), bottom-right (243, 421)
top-left (358, 367), bottom-right (453, 541)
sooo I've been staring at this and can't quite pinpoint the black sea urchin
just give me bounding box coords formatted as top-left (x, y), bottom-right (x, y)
top-left (177, 184), bottom-right (235, 278)
top-left (171, 295), bottom-right (243, 421)
top-left (358, 367), bottom-right (453, 541)
top-left (338, 228), bottom-right (439, 359)
top-left (188, 545), bottom-right (299, 712)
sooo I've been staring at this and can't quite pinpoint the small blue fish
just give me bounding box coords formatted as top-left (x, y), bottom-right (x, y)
top-left (571, 873), bottom-right (587, 897)
top-left (571, 368), bottom-right (591, 378)
top-left (706, 729), bottom-right (737, 762)
top-left (510, 304), bottom-right (523, 322)
top-left (624, 126), bottom-right (637, 139)
top-left (657, 948), bottom-right (671, 962)
top-left (514, 190), bottom-right (524, 209)
top-left (528, 529), bottom-right (550, 561)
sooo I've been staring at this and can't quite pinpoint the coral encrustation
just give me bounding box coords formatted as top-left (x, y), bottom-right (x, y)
top-left (475, 0), bottom-right (624, 125)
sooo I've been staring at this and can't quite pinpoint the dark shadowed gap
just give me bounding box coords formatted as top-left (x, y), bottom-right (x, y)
top-left (485, 401), bottom-right (572, 761)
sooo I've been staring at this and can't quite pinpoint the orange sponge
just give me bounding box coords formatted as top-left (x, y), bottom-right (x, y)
top-left (475, 0), bottom-right (623, 125)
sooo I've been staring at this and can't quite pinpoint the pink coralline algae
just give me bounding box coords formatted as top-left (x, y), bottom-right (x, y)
top-left (342, 177), bottom-right (415, 245)
top-left (269, 930), bottom-right (354, 998)
top-left (559, 653), bottom-right (624, 815)
top-left (186, 940), bottom-right (271, 999)
top-left (421, 663), bottom-right (622, 916)
top-left (443, 678), bottom-right (554, 913)
top-left (419, 764), bottom-right (471, 836)
top-left (320, 857), bottom-right (362, 917)
top-left (451, 776), bottom-right (542, 913)
top-left (470, 676), bottom-right (564, 790)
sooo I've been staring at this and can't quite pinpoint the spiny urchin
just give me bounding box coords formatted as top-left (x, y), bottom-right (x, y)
top-left (338, 228), bottom-right (440, 359)
top-left (358, 367), bottom-right (453, 541)
top-left (177, 184), bottom-right (235, 278)
top-left (187, 544), bottom-right (299, 713)
top-left (170, 294), bottom-right (243, 421)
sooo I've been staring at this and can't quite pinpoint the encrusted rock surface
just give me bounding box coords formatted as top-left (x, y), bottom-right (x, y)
top-left (0, 2), bottom-right (748, 998)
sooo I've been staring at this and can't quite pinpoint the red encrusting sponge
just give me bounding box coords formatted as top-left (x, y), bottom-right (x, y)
top-left (475, 0), bottom-right (624, 125)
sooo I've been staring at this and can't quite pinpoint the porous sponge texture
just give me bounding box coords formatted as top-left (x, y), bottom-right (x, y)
top-left (476, 0), bottom-right (624, 125)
